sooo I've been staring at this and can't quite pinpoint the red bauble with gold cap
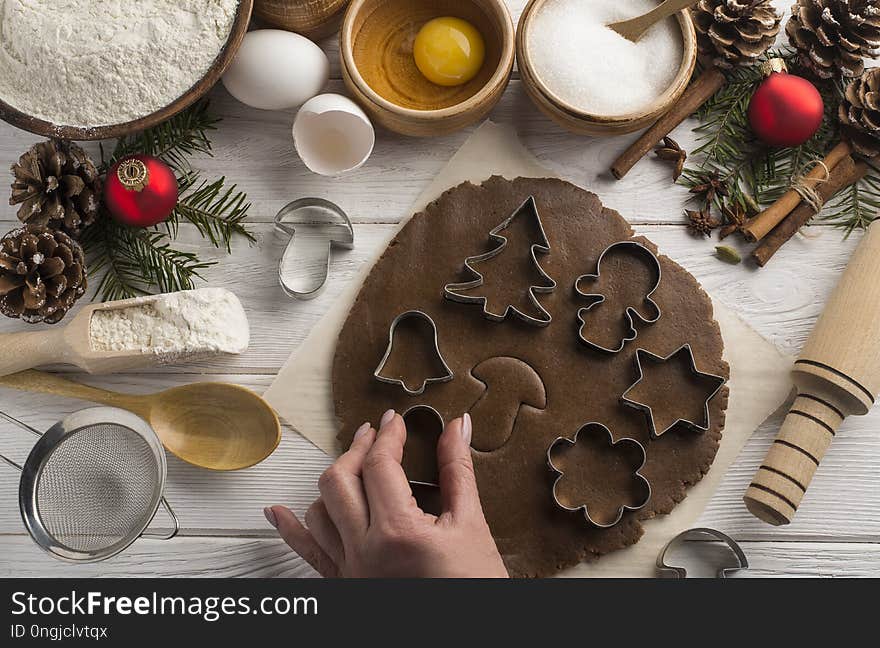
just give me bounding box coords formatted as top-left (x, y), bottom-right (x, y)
top-left (103, 155), bottom-right (178, 227)
top-left (748, 59), bottom-right (824, 148)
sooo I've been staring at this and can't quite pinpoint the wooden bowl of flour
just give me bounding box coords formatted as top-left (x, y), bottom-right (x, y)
top-left (517, 0), bottom-right (697, 136)
top-left (0, 0), bottom-right (253, 141)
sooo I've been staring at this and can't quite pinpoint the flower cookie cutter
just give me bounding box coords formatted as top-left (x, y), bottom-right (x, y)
top-left (621, 344), bottom-right (727, 439)
top-left (575, 241), bottom-right (662, 353)
top-left (656, 527), bottom-right (748, 578)
top-left (546, 422), bottom-right (651, 528)
top-left (444, 195), bottom-right (556, 327)
top-left (373, 310), bottom-right (454, 396)
top-left (274, 197), bottom-right (355, 300)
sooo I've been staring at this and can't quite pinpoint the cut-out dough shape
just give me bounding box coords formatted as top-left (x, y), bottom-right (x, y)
top-left (575, 241), bottom-right (661, 353)
top-left (468, 357), bottom-right (547, 452)
top-left (274, 198), bottom-right (355, 300)
top-left (401, 405), bottom-right (444, 487)
top-left (373, 310), bottom-right (453, 396)
top-left (547, 422), bottom-right (651, 528)
top-left (444, 195), bottom-right (556, 327)
top-left (621, 344), bottom-right (726, 438)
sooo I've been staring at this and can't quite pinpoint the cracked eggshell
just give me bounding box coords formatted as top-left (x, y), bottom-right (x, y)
top-left (222, 29), bottom-right (329, 110)
top-left (293, 93), bottom-right (375, 176)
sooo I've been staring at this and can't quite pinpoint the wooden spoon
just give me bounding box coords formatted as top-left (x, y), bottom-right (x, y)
top-left (607, 0), bottom-right (697, 42)
top-left (0, 292), bottom-right (244, 377)
top-left (0, 370), bottom-right (280, 471)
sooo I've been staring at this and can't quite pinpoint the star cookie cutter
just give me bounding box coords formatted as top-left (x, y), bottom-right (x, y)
top-left (443, 195), bottom-right (556, 327)
top-left (373, 310), bottom-right (454, 396)
top-left (546, 422), bottom-right (651, 528)
top-left (575, 241), bottom-right (662, 353)
top-left (621, 344), bottom-right (727, 439)
top-left (657, 527), bottom-right (748, 578)
top-left (274, 197), bottom-right (355, 300)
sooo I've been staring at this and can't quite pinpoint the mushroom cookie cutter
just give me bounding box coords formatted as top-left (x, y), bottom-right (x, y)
top-left (621, 344), bottom-right (727, 439)
top-left (373, 310), bottom-right (454, 396)
top-left (444, 195), bottom-right (556, 327)
top-left (401, 405), bottom-right (445, 488)
top-left (657, 527), bottom-right (748, 578)
top-left (274, 197), bottom-right (355, 300)
top-left (575, 241), bottom-right (662, 353)
top-left (546, 422), bottom-right (651, 528)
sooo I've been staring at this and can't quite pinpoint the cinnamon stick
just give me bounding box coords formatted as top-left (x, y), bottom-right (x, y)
top-left (742, 141), bottom-right (853, 242)
top-left (752, 155), bottom-right (868, 267)
top-left (610, 66), bottom-right (726, 180)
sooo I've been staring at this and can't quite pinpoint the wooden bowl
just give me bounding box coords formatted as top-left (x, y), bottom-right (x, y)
top-left (0, 0), bottom-right (254, 141)
top-left (254, 0), bottom-right (350, 40)
top-left (340, 0), bottom-right (515, 137)
top-left (516, 0), bottom-right (697, 136)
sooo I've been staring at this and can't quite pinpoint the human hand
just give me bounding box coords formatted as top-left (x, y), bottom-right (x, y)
top-left (264, 410), bottom-right (508, 578)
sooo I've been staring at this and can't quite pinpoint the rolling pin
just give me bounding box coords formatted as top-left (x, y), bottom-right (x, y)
top-left (744, 220), bottom-right (880, 525)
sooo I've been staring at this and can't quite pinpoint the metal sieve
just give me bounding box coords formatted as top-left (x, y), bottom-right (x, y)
top-left (0, 406), bottom-right (178, 562)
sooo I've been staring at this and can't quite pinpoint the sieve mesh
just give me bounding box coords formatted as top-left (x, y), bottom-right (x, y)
top-left (35, 423), bottom-right (161, 553)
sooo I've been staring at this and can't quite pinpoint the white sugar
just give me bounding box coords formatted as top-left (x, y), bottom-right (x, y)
top-left (527, 0), bottom-right (684, 116)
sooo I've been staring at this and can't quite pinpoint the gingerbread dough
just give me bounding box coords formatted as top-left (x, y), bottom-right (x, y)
top-left (332, 177), bottom-right (729, 577)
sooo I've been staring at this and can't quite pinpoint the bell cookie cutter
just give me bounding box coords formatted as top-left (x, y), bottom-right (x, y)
top-left (373, 310), bottom-right (454, 396)
top-left (274, 197), bottom-right (355, 300)
top-left (444, 195), bottom-right (556, 327)
top-left (546, 422), bottom-right (651, 528)
top-left (575, 240), bottom-right (662, 353)
top-left (657, 527), bottom-right (748, 578)
top-left (621, 344), bottom-right (726, 439)
top-left (401, 405), bottom-right (444, 488)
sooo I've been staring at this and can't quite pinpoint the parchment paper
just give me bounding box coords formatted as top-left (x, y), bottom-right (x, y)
top-left (264, 121), bottom-right (793, 577)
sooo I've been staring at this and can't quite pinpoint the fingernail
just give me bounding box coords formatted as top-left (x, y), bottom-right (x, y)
top-left (263, 507), bottom-right (277, 528)
top-left (354, 422), bottom-right (371, 439)
top-left (461, 413), bottom-right (472, 445)
top-left (380, 409), bottom-right (395, 427)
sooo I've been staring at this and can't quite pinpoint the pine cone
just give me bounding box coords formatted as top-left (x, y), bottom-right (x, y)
top-left (693, 0), bottom-right (782, 68)
top-left (839, 68), bottom-right (880, 156)
top-left (787, 0), bottom-right (880, 80)
top-left (0, 225), bottom-right (87, 324)
top-left (10, 140), bottom-right (101, 239)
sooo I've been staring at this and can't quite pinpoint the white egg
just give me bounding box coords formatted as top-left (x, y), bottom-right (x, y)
top-left (222, 29), bottom-right (329, 110)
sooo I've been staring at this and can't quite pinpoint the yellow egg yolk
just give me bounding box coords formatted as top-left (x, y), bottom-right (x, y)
top-left (413, 17), bottom-right (485, 87)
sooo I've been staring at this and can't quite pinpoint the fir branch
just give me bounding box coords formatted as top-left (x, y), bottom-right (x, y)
top-left (103, 100), bottom-right (218, 173)
top-left (167, 173), bottom-right (256, 251)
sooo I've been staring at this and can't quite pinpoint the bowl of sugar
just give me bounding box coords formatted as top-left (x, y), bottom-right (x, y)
top-left (517, 0), bottom-right (697, 136)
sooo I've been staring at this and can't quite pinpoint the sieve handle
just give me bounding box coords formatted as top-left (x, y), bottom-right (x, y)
top-left (0, 409), bottom-right (43, 471)
top-left (140, 497), bottom-right (180, 541)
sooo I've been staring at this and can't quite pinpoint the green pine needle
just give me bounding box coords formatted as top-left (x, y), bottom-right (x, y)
top-left (168, 173), bottom-right (256, 252)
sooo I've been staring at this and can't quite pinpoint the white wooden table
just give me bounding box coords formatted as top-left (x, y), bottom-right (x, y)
top-left (0, 1), bottom-right (877, 578)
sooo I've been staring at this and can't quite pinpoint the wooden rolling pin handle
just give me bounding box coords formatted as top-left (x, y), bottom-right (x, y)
top-left (744, 392), bottom-right (847, 525)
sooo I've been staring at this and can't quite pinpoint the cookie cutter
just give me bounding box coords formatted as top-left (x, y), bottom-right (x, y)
top-left (575, 241), bottom-right (662, 353)
top-left (621, 344), bottom-right (727, 439)
top-left (274, 197), bottom-right (355, 300)
top-left (546, 422), bottom-right (651, 528)
top-left (373, 310), bottom-right (454, 396)
top-left (401, 405), bottom-right (444, 488)
top-left (444, 195), bottom-right (556, 327)
top-left (657, 527), bottom-right (748, 578)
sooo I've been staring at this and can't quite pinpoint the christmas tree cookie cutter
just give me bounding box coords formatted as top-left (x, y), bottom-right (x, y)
top-left (444, 195), bottom-right (556, 327)
top-left (621, 344), bottom-right (727, 439)
top-left (575, 240), bottom-right (662, 353)
top-left (546, 422), bottom-right (651, 528)
top-left (274, 198), bottom-right (355, 300)
top-left (373, 310), bottom-right (454, 396)
top-left (656, 527), bottom-right (748, 578)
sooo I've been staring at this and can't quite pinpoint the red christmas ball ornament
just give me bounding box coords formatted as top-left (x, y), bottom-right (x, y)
top-left (104, 155), bottom-right (178, 227)
top-left (748, 62), bottom-right (824, 148)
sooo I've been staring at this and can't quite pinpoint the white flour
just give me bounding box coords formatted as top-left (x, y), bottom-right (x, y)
top-left (89, 287), bottom-right (250, 357)
top-left (0, 0), bottom-right (238, 127)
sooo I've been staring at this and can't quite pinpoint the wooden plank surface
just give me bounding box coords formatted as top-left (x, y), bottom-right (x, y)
top-left (0, 0), bottom-right (877, 577)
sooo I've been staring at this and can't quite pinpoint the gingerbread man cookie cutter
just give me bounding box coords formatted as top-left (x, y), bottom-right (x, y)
top-left (575, 240), bottom-right (662, 353)
top-left (546, 422), bottom-right (651, 528)
top-left (621, 344), bottom-right (726, 439)
top-left (444, 195), bottom-right (556, 327)
top-left (373, 310), bottom-right (454, 396)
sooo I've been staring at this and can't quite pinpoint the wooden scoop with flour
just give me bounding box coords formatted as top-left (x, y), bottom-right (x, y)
top-left (0, 289), bottom-right (249, 377)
